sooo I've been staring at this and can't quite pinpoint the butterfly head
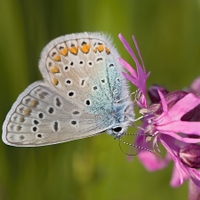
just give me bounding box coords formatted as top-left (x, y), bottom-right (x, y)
top-left (107, 102), bottom-right (134, 138)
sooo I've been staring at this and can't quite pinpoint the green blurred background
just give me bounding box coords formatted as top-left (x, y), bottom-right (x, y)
top-left (1, 0), bottom-right (200, 199)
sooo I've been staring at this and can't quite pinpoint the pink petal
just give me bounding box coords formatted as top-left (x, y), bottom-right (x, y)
top-left (155, 93), bottom-right (200, 124)
top-left (118, 33), bottom-right (141, 67)
top-left (168, 93), bottom-right (200, 120)
top-left (154, 92), bottom-right (200, 140)
top-left (161, 138), bottom-right (200, 188)
top-left (122, 72), bottom-right (141, 89)
top-left (132, 35), bottom-right (145, 71)
top-left (189, 179), bottom-right (200, 200)
top-left (172, 164), bottom-right (189, 187)
top-left (118, 33), bottom-right (150, 99)
top-left (157, 122), bottom-right (200, 139)
top-left (138, 151), bottom-right (169, 171)
top-left (157, 89), bottom-right (168, 112)
top-left (170, 164), bottom-right (188, 187)
top-left (119, 58), bottom-right (137, 78)
top-left (161, 139), bottom-right (189, 186)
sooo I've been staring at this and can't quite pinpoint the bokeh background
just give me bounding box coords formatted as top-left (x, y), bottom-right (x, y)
top-left (1, 0), bottom-right (200, 199)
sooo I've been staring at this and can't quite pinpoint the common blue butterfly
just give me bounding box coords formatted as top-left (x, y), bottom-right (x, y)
top-left (2, 32), bottom-right (134, 147)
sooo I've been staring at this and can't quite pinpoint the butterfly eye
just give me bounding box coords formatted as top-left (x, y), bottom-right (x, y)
top-left (111, 126), bottom-right (124, 138)
top-left (112, 127), bottom-right (122, 133)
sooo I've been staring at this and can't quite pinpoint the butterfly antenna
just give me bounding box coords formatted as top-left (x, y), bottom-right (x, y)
top-left (118, 139), bottom-right (139, 156)
top-left (124, 132), bottom-right (151, 136)
top-left (118, 138), bottom-right (160, 157)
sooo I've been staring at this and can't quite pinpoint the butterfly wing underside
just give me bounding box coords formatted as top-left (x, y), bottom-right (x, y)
top-left (2, 32), bottom-right (133, 147)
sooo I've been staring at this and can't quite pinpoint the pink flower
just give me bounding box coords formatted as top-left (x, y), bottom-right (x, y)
top-left (119, 33), bottom-right (200, 191)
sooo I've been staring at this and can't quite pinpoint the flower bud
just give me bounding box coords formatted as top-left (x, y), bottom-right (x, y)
top-left (179, 144), bottom-right (200, 168)
top-left (148, 85), bottom-right (169, 103)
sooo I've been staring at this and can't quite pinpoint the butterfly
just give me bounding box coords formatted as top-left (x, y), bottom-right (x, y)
top-left (2, 32), bottom-right (134, 147)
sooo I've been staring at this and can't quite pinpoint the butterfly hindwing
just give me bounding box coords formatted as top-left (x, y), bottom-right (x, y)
top-left (3, 82), bottom-right (116, 146)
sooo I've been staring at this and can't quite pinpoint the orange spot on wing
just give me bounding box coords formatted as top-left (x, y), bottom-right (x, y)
top-left (52, 78), bottom-right (59, 85)
top-left (50, 66), bottom-right (59, 73)
top-left (70, 46), bottom-right (78, 55)
top-left (60, 47), bottom-right (68, 56)
top-left (54, 54), bottom-right (61, 61)
top-left (93, 47), bottom-right (97, 53)
top-left (30, 100), bottom-right (39, 107)
top-left (81, 44), bottom-right (90, 53)
top-left (97, 45), bottom-right (104, 52)
top-left (24, 108), bottom-right (31, 115)
top-left (105, 47), bottom-right (110, 55)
